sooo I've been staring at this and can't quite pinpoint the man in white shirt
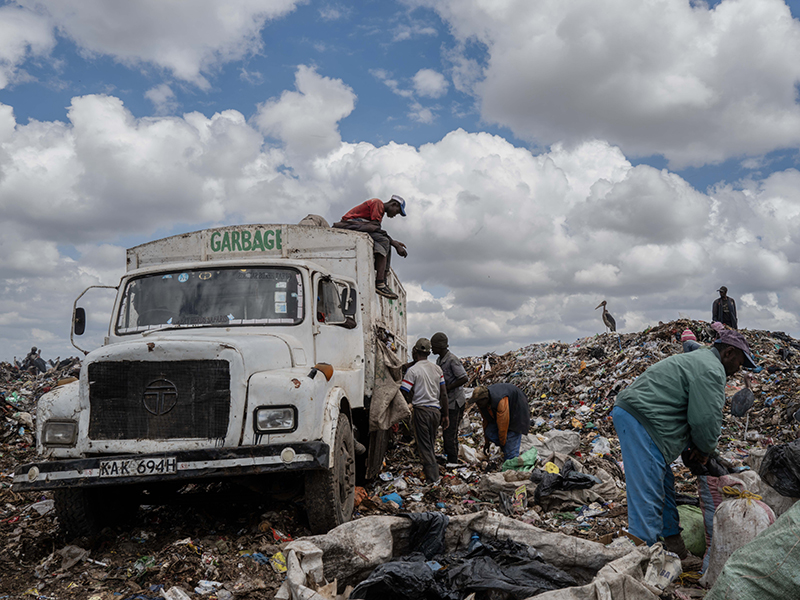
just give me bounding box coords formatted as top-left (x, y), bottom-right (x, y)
top-left (400, 338), bottom-right (449, 482)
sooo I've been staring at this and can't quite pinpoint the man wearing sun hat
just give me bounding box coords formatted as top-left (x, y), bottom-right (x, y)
top-left (611, 330), bottom-right (756, 566)
top-left (333, 195), bottom-right (408, 299)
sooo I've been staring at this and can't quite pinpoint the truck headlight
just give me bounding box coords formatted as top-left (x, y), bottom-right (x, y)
top-left (254, 406), bottom-right (297, 433)
top-left (43, 421), bottom-right (78, 446)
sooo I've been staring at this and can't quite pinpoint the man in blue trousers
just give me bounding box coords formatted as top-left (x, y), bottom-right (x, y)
top-left (612, 330), bottom-right (755, 568)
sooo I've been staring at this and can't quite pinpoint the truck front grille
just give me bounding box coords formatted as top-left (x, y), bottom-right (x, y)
top-left (88, 360), bottom-right (230, 440)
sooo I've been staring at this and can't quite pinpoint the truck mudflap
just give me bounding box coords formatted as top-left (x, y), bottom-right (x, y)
top-left (12, 442), bottom-right (330, 492)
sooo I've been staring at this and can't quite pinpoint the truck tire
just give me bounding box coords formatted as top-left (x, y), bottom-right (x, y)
top-left (55, 486), bottom-right (141, 538)
top-left (54, 488), bottom-right (103, 538)
top-left (305, 412), bottom-right (355, 534)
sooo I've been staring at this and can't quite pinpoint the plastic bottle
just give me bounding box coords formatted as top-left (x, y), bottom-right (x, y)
top-left (468, 532), bottom-right (482, 552)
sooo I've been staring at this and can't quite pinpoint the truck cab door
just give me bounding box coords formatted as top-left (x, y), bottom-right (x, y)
top-left (312, 274), bottom-right (363, 371)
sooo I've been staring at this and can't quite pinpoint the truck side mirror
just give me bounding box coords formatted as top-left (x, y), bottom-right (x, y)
top-left (342, 288), bottom-right (357, 317)
top-left (74, 307), bottom-right (86, 336)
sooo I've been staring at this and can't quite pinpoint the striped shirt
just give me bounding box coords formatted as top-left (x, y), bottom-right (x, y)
top-left (401, 360), bottom-right (445, 409)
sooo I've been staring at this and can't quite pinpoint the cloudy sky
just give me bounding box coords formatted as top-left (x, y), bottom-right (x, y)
top-left (3, 0), bottom-right (800, 362)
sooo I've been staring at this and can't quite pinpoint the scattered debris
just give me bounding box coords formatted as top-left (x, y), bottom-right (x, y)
top-left (3, 318), bottom-right (800, 597)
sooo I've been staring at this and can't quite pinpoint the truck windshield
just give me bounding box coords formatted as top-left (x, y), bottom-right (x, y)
top-left (116, 267), bottom-right (304, 334)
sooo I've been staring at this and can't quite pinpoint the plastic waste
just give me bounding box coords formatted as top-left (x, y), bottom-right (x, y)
top-left (677, 505), bottom-right (705, 557)
top-left (402, 512), bottom-right (449, 560)
top-left (700, 489), bottom-right (776, 588)
top-left (161, 587), bottom-right (192, 600)
top-left (380, 492), bottom-right (403, 507)
top-left (501, 446), bottom-right (538, 472)
top-left (532, 459), bottom-right (603, 505)
top-left (468, 532), bottom-right (482, 552)
top-left (270, 551), bottom-right (287, 573)
top-left (730, 388), bottom-right (755, 417)
top-left (705, 500), bottom-right (800, 599)
top-left (590, 436), bottom-right (611, 457)
top-left (642, 544), bottom-right (681, 591)
top-left (194, 580), bottom-right (223, 596)
top-left (759, 439), bottom-right (800, 497)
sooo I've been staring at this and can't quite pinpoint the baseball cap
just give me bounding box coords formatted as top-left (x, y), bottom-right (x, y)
top-left (390, 194), bottom-right (407, 216)
top-left (681, 329), bottom-right (697, 342)
top-left (717, 286), bottom-right (728, 293)
top-left (715, 330), bottom-right (757, 369)
top-left (413, 337), bottom-right (431, 354)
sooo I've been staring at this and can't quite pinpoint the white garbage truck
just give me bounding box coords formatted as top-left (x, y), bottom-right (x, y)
top-left (13, 224), bottom-right (407, 535)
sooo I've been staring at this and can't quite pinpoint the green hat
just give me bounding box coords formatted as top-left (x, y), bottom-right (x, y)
top-left (413, 338), bottom-right (432, 354)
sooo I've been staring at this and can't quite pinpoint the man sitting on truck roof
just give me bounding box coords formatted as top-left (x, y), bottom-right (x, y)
top-left (333, 195), bottom-right (408, 299)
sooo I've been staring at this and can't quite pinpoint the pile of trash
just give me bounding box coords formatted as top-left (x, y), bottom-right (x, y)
top-left (3, 319), bottom-right (800, 598)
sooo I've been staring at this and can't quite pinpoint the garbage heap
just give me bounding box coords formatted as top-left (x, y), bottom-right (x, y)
top-left (3, 319), bottom-right (800, 599)
top-left (354, 319), bottom-right (800, 565)
top-left (464, 318), bottom-right (800, 445)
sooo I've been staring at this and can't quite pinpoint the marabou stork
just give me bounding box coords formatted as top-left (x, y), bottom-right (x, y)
top-left (595, 300), bottom-right (616, 333)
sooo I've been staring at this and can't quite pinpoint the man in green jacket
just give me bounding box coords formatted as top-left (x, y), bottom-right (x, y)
top-left (612, 330), bottom-right (755, 563)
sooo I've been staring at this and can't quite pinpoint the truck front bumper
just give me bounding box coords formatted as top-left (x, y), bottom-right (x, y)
top-left (12, 442), bottom-right (329, 492)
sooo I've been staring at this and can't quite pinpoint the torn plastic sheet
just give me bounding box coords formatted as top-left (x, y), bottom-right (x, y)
top-left (277, 511), bottom-right (679, 600)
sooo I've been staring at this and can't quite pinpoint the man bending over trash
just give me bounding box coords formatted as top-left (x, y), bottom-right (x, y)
top-left (400, 338), bottom-right (449, 483)
top-left (611, 330), bottom-right (755, 568)
top-left (333, 195), bottom-right (407, 299)
top-left (473, 384), bottom-right (531, 461)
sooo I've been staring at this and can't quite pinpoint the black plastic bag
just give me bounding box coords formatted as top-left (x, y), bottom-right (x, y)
top-left (560, 460), bottom-right (602, 490)
top-left (402, 512), bottom-right (449, 559)
top-left (350, 533), bottom-right (576, 600)
top-left (349, 554), bottom-right (454, 600)
top-left (731, 388), bottom-right (755, 417)
top-left (760, 440), bottom-right (800, 497)
top-left (532, 460), bottom-right (601, 504)
top-left (445, 555), bottom-right (578, 599)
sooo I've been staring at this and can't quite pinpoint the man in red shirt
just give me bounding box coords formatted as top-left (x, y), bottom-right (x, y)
top-left (333, 195), bottom-right (408, 299)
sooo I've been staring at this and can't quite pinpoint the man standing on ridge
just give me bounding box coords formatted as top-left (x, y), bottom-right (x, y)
top-left (611, 330), bottom-right (756, 568)
top-left (431, 332), bottom-right (469, 466)
top-left (333, 195), bottom-right (408, 299)
top-left (712, 286), bottom-right (738, 329)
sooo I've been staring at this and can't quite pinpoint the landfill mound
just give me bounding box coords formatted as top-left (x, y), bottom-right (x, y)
top-left (2, 319), bottom-right (799, 598)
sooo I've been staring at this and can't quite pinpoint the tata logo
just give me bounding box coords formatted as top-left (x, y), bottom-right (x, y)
top-left (143, 379), bottom-right (178, 416)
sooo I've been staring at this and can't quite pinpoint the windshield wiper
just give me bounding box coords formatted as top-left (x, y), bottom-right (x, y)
top-left (141, 324), bottom-right (189, 337)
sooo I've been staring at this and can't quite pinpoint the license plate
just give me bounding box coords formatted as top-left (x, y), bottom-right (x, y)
top-left (99, 457), bottom-right (177, 478)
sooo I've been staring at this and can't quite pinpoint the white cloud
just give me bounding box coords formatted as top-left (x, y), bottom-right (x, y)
top-left (319, 4), bottom-right (350, 21)
top-left (408, 102), bottom-right (436, 124)
top-left (410, 0), bottom-right (800, 167)
top-left (254, 65), bottom-right (356, 159)
top-left (370, 68), bottom-right (414, 99)
top-left (0, 4), bottom-right (55, 89)
top-left (413, 68), bottom-right (448, 98)
top-left (392, 21), bottom-right (437, 42)
top-left (144, 83), bottom-right (178, 115)
top-left (6, 67), bottom-right (800, 360)
top-left (14, 0), bottom-right (301, 88)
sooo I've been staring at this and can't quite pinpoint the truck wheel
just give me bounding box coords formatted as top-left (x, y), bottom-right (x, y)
top-left (55, 486), bottom-right (141, 538)
top-left (54, 488), bottom-right (103, 538)
top-left (305, 413), bottom-right (355, 534)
